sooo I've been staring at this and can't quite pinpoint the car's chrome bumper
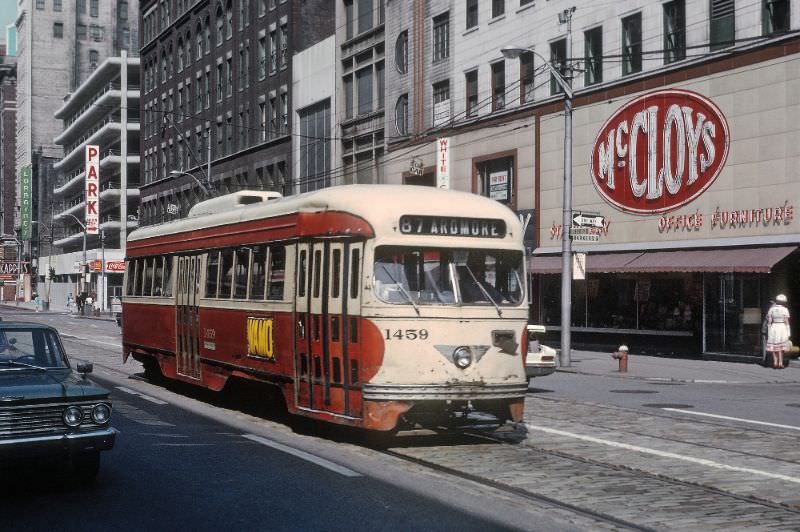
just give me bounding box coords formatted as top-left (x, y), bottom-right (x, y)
top-left (526, 364), bottom-right (556, 378)
top-left (363, 382), bottom-right (527, 401)
top-left (0, 427), bottom-right (118, 459)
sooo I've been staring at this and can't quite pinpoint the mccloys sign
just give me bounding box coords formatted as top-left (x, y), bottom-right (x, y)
top-left (590, 89), bottom-right (729, 215)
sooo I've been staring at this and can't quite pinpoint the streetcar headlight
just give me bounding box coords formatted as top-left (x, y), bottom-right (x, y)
top-left (92, 403), bottom-right (112, 424)
top-left (453, 347), bottom-right (473, 369)
top-left (63, 406), bottom-right (83, 427)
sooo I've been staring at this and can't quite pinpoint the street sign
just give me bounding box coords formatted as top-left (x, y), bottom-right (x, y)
top-left (573, 253), bottom-right (586, 280)
top-left (572, 212), bottom-right (605, 228)
top-left (571, 234), bottom-right (600, 242)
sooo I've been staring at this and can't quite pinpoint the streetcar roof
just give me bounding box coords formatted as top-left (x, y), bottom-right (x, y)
top-left (127, 184), bottom-right (523, 244)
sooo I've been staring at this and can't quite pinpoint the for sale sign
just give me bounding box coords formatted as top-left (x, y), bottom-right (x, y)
top-left (85, 145), bottom-right (100, 235)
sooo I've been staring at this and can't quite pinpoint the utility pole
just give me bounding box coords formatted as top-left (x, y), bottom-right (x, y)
top-left (100, 230), bottom-right (106, 312)
top-left (559, 6), bottom-right (576, 368)
top-left (120, 50), bottom-right (128, 254)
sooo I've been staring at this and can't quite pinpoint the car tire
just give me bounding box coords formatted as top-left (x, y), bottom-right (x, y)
top-left (71, 451), bottom-right (100, 484)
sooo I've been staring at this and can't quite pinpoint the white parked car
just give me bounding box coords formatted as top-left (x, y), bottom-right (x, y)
top-left (525, 325), bottom-right (557, 382)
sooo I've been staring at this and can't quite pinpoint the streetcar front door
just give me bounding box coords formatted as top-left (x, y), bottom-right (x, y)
top-left (176, 255), bottom-right (201, 379)
top-left (294, 241), bottom-right (363, 418)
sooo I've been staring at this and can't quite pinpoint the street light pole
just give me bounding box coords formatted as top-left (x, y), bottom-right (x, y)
top-left (501, 6), bottom-right (576, 367)
top-left (62, 213), bottom-right (88, 296)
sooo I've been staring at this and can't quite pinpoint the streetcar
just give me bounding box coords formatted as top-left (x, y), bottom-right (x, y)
top-left (122, 185), bottom-right (529, 431)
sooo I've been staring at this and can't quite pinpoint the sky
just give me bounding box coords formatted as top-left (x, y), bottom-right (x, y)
top-left (0, 2), bottom-right (15, 43)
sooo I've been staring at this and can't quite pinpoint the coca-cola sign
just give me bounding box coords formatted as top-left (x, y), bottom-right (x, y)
top-left (590, 89), bottom-right (729, 215)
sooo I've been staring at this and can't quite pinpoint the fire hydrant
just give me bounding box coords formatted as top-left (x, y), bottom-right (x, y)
top-left (611, 345), bottom-right (629, 373)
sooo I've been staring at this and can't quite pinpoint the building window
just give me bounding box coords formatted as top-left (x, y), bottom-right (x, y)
top-left (376, 61), bottom-right (384, 109)
top-left (279, 91), bottom-right (288, 135)
top-left (344, 0), bottom-right (354, 40)
top-left (491, 61), bottom-right (505, 112)
top-left (226, 57), bottom-right (233, 96)
top-left (89, 49), bottom-right (98, 69)
top-left (492, 0), bottom-right (504, 18)
top-left (269, 30), bottom-right (277, 73)
top-left (90, 0), bottom-right (99, 17)
top-left (204, 16), bottom-right (211, 53)
top-left (216, 5), bottom-right (224, 45)
top-left (584, 26), bottom-right (603, 85)
top-left (395, 94), bottom-right (408, 136)
top-left (433, 13), bottom-right (450, 62)
top-left (196, 76), bottom-right (203, 112)
top-left (259, 0), bottom-right (265, 17)
top-left (550, 39), bottom-right (566, 95)
top-left (395, 31), bottom-right (408, 74)
top-left (53, 0), bottom-right (62, 12)
top-left (520, 51), bottom-right (534, 104)
top-left (216, 64), bottom-right (223, 101)
top-left (53, 23), bottom-right (64, 39)
top-left (36, 0), bottom-right (45, 10)
top-left (356, 67), bottom-right (372, 115)
top-left (358, 0), bottom-right (373, 34)
top-left (185, 32), bottom-right (192, 63)
top-left (280, 24), bottom-right (288, 68)
top-left (663, 1), bottom-right (686, 64)
top-left (465, 69), bottom-right (478, 118)
top-left (77, 24), bottom-right (87, 41)
top-left (622, 13), bottom-right (642, 75)
top-left (520, 0), bottom-right (534, 5)
top-left (77, 0), bottom-right (85, 13)
top-left (710, 0), bottom-right (735, 50)
top-left (344, 76), bottom-right (354, 119)
top-left (258, 37), bottom-right (266, 78)
top-left (476, 155), bottom-right (515, 207)
top-left (466, 0), bottom-right (478, 29)
top-left (204, 71), bottom-right (211, 108)
top-left (763, 0), bottom-right (789, 36)
top-left (299, 100), bottom-right (331, 192)
top-left (432, 80), bottom-right (450, 127)
top-left (119, 0), bottom-right (128, 19)
top-left (259, 101), bottom-right (267, 140)
top-left (178, 39), bottom-right (185, 71)
top-left (226, 0), bottom-right (233, 39)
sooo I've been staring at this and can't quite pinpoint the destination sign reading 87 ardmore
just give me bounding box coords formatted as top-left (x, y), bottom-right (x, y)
top-left (399, 215), bottom-right (506, 238)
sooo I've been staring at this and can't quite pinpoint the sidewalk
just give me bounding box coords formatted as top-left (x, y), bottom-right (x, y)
top-left (560, 348), bottom-right (800, 384)
top-left (0, 301), bottom-right (116, 322)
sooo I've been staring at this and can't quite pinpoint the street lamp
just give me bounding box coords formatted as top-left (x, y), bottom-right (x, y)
top-left (170, 170), bottom-right (211, 198)
top-left (502, 8), bottom-right (576, 367)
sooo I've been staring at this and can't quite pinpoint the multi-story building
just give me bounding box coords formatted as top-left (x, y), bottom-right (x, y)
top-left (138, 0), bottom-right (333, 225)
top-left (336, 0), bottom-right (386, 185)
top-left (382, 0), bottom-right (799, 359)
top-left (43, 54), bottom-right (141, 310)
top-left (0, 45), bottom-right (17, 301)
top-left (14, 0), bottom-right (138, 297)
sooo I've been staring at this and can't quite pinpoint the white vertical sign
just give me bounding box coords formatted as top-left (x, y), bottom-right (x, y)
top-left (573, 252), bottom-right (586, 280)
top-left (436, 137), bottom-right (450, 189)
top-left (85, 145), bottom-right (100, 235)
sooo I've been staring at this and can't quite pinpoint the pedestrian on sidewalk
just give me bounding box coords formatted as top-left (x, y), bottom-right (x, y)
top-left (766, 294), bottom-right (791, 369)
top-left (67, 292), bottom-right (74, 314)
top-left (34, 293), bottom-right (41, 312)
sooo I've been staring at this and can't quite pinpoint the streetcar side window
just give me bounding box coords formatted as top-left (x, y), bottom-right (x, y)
top-left (126, 260), bottom-right (137, 296)
top-left (297, 249), bottom-right (307, 297)
top-left (250, 246), bottom-right (267, 300)
top-left (153, 257), bottom-right (164, 296)
top-left (267, 246), bottom-right (285, 300)
top-left (219, 249), bottom-right (234, 299)
top-left (349, 248), bottom-right (360, 299)
top-left (233, 248), bottom-right (250, 299)
top-left (206, 251), bottom-right (220, 298)
top-left (163, 256), bottom-right (174, 297)
top-left (312, 249), bottom-right (322, 298)
top-left (331, 249), bottom-right (341, 299)
top-left (142, 258), bottom-right (154, 297)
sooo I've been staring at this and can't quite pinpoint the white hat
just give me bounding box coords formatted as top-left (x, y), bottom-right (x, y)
top-left (776, 294), bottom-right (788, 303)
top-left (618, 345), bottom-right (629, 352)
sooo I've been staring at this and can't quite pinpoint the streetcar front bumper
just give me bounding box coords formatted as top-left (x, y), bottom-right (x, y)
top-left (362, 382), bottom-right (528, 401)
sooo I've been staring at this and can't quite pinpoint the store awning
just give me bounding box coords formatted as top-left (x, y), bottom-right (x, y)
top-left (529, 252), bottom-right (644, 274)
top-left (529, 246), bottom-right (796, 274)
top-left (622, 246), bottom-right (797, 273)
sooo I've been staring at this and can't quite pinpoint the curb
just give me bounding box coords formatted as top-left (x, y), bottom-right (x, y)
top-left (555, 367), bottom-right (800, 385)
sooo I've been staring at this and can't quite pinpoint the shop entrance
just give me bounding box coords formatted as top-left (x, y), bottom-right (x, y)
top-left (704, 274), bottom-right (763, 355)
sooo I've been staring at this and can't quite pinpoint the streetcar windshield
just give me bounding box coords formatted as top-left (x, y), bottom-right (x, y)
top-left (373, 246), bottom-right (523, 306)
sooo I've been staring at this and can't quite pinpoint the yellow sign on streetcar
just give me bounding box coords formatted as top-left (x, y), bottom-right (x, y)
top-left (247, 317), bottom-right (274, 360)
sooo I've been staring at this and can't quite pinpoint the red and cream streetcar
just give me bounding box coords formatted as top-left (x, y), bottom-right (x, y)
top-left (122, 185), bottom-right (529, 431)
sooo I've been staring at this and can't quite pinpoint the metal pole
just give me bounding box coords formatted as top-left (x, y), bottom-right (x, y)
top-left (15, 233), bottom-right (20, 306)
top-left (207, 127), bottom-right (212, 192)
top-left (120, 50), bottom-right (128, 255)
top-left (101, 230), bottom-right (105, 312)
top-left (559, 8), bottom-right (574, 367)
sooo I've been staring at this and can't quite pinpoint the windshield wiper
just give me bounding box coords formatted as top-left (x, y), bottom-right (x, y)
top-left (0, 360), bottom-right (48, 371)
top-left (463, 264), bottom-right (503, 317)
top-left (381, 264), bottom-right (421, 316)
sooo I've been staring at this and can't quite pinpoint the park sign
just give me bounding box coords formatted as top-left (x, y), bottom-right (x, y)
top-left (85, 145), bottom-right (100, 235)
top-left (590, 89), bottom-right (729, 215)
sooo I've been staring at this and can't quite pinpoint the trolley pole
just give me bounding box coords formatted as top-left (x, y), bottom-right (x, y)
top-left (559, 7), bottom-right (575, 368)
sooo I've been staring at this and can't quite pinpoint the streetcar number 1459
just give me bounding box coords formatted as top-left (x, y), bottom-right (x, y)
top-left (384, 329), bottom-right (429, 340)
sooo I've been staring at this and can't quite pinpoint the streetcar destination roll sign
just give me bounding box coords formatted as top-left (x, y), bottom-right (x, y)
top-left (399, 215), bottom-right (506, 238)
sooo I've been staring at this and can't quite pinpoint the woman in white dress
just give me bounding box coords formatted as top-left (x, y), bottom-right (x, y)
top-left (766, 294), bottom-right (791, 369)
